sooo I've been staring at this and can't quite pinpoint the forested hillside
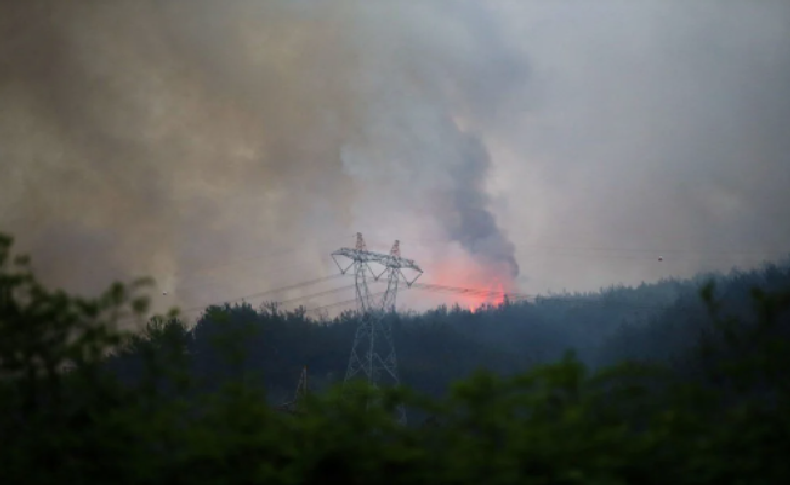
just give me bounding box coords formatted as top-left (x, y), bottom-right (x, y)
top-left (3, 231), bottom-right (789, 483)
top-left (108, 258), bottom-right (790, 405)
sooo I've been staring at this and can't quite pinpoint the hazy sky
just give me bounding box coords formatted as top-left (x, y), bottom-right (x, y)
top-left (1, 0), bottom-right (789, 319)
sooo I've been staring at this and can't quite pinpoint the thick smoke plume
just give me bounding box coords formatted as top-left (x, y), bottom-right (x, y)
top-left (439, 133), bottom-right (520, 278)
top-left (3, 1), bottom-right (789, 316)
top-left (0, 0), bottom-right (523, 313)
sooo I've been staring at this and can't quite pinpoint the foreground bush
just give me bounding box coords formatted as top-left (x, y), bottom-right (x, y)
top-left (1, 232), bottom-right (788, 484)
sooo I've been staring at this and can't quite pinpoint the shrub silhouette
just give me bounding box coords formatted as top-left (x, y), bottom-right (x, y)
top-left (1, 231), bottom-right (788, 484)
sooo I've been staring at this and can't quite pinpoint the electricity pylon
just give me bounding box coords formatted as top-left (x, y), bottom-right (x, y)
top-left (278, 365), bottom-right (309, 415)
top-left (332, 232), bottom-right (423, 424)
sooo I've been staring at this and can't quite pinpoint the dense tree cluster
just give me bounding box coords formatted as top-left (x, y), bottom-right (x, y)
top-left (1, 231), bottom-right (788, 483)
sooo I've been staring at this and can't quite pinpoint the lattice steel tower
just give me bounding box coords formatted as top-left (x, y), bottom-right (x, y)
top-left (332, 232), bottom-right (423, 424)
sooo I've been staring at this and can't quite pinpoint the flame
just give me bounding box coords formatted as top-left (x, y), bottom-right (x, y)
top-left (426, 251), bottom-right (517, 313)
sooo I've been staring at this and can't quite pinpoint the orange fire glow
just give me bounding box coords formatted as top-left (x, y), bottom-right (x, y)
top-left (427, 253), bottom-right (517, 313)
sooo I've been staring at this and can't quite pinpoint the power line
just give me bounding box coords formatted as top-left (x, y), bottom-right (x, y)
top-left (167, 236), bottom-right (358, 292)
top-left (157, 234), bottom-right (786, 296)
top-left (412, 282), bottom-right (532, 300)
top-left (174, 256), bottom-right (334, 293)
top-left (296, 291), bottom-right (691, 317)
top-left (287, 282), bottom-right (691, 316)
top-left (179, 274), bottom-right (685, 317)
top-left (388, 236), bottom-right (788, 256)
top-left (174, 256), bottom-right (758, 320)
top-left (180, 274), bottom-right (345, 314)
top-left (169, 234), bottom-right (357, 281)
top-left (273, 283), bottom-right (365, 307)
top-left (303, 296), bottom-right (366, 314)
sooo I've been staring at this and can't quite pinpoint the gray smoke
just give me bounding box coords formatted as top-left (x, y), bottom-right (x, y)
top-left (2, 0), bottom-right (789, 316)
top-left (340, 103), bottom-right (523, 280)
top-left (490, 1), bottom-right (790, 294)
top-left (0, 0), bottom-right (524, 313)
top-left (440, 133), bottom-right (520, 278)
top-left (0, 0), bottom-right (361, 305)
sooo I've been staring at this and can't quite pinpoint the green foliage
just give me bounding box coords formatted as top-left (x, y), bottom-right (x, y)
top-left (1, 231), bottom-right (789, 484)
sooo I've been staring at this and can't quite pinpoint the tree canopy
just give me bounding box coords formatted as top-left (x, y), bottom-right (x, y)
top-left (1, 231), bottom-right (788, 484)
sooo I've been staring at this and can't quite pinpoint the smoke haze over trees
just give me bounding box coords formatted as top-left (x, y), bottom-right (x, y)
top-left (2, 1), bottom-right (790, 481)
top-left (102, 257), bottom-right (790, 408)
top-left (2, 1), bottom-right (789, 320)
top-left (3, 230), bottom-right (789, 483)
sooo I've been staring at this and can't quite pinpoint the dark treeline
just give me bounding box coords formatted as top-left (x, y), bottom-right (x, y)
top-left (3, 230), bottom-right (790, 484)
top-left (109, 258), bottom-right (790, 405)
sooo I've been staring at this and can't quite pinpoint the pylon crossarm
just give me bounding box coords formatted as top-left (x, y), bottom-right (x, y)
top-left (332, 254), bottom-right (355, 274)
top-left (404, 271), bottom-right (423, 287)
top-left (384, 255), bottom-right (422, 272)
top-left (372, 266), bottom-right (389, 281)
top-left (364, 263), bottom-right (379, 280)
